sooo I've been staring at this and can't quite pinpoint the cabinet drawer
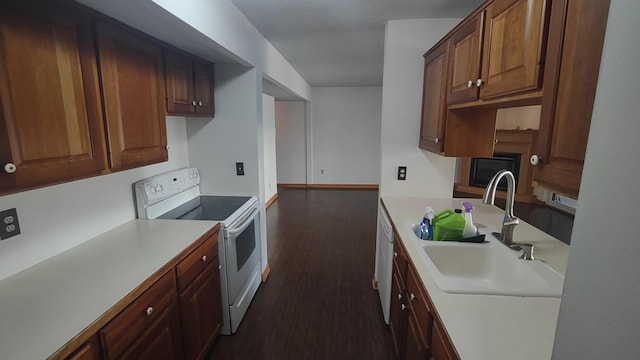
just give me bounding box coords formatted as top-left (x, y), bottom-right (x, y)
top-left (407, 265), bottom-right (432, 345)
top-left (176, 231), bottom-right (218, 291)
top-left (99, 270), bottom-right (177, 359)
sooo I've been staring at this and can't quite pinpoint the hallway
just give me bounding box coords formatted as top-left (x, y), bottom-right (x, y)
top-left (209, 188), bottom-right (395, 360)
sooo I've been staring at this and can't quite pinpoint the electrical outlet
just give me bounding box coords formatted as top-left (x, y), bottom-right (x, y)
top-left (320, 169), bottom-right (324, 175)
top-left (398, 166), bottom-right (407, 180)
top-left (236, 162), bottom-right (245, 176)
top-left (0, 208), bottom-right (21, 240)
top-left (397, 166), bottom-right (407, 181)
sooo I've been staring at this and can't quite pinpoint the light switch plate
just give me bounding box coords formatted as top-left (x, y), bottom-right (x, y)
top-left (236, 162), bottom-right (245, 176)
top-left (398, 166), bottom-right (407, 181)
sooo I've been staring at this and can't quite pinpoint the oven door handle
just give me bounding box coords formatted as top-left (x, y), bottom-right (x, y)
top-left (227, 207), bottom-right (259, 236)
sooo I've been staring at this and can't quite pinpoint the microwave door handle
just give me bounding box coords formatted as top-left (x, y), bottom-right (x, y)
top-left (227, 208), bottom-right (259, 236)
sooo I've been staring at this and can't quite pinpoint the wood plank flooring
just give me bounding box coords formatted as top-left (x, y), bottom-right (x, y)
top-left (208, 188), bottom-right (396, 360)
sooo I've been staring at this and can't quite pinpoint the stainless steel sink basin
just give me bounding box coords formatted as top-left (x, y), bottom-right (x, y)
top-left (407, 223), bottom-right (564, 297)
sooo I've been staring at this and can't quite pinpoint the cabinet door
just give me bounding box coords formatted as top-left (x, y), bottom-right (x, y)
top-left (419, 41), bottom-right (449, 154)
top-left (430, 320), bottom-right (458, 360)
top-left (0, 2), bottom-right (107, 193)
top-left (405, 314), bottom-right (429, 360)
top-left (447, 13), bottom-right (483, 104)
top-left (165, 50), bottom-right (195, 115)
top-left (389, 267), bottom-right (406, 358)
top-left (534, 0), bottom-right (610, 198)
top-left (179, 260), bottom-right (222, 360)
top-left (65, 337), bottom-right (101, 360)
top-left (95, 20), bottom-right (167, 170)
top-left (118, 301), bottom-right (184, 360)
top-left (480, 0), bottom-right (548, 99)
top-left (193, 60), bottom-right (215, 116)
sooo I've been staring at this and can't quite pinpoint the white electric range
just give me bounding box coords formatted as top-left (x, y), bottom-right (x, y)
top-left (134, 167), bottom-right (261, 335)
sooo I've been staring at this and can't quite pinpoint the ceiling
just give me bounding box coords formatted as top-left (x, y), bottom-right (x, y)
top-left (230, 0), bottom-right (482, 88)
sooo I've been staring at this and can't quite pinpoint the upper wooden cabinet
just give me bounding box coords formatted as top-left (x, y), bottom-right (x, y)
top-left (447, 13), bottom-right (483, 104)
top-left (419, 42), bottom-right (449, 154)
top-left (447, 0), bottom-right (549, 105)
top-left (0, 1), bottom-right (107, 193)
top-left (95, 20), bottom-right (168, 170)
top-left (165, 49), bottom-right (215, 117)
top-left (534, 0), bottom-right (611, 198)
top-left (479, 0), bottom-right (549, 99)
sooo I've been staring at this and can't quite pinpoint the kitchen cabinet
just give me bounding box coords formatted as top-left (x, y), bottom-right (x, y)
top-left (386, 214), bottom-right (460, 360)
top-left (95, 19), bottom-right (167, 170)
top-left (478, 0), bottom-right (548, 99)
top-left (64, 337), bottom-right (101, 360)
top-left (99, 271), bottom-right (183, 360)
top-left (389, 238), bottom-right (408, 357)
top-left (0, 0), bottom-right (107, 193)
top-left (177, 232), bottom-right (222, 360)
top-left (534, 0), bottom-right (611, 198)
top-left (419, 42), bottom-right (449, 154)
top-left (165, 49), bottom-right (215, 117)
top-left (404, 266), bottom-right (431, 360)
top-left (446, 0), bottom-right (549, 104)
top-left (446, 13), bottom-right (483, 104)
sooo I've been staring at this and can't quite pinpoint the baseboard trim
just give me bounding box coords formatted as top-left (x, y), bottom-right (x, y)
top-left (265, 193), bottom-right (278, 209)
top-left (261, 264), bottom-right (271, 282)
top-left (278, 183), bottom-right (379, 190)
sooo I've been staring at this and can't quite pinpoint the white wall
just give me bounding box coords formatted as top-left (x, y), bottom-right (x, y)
top-left (0, 117), bottom-right (190, 280)
top-left (553, 2), bottom-right (640, 358)
top-left (311, 87), bottom-right (382, 185)
top-left (262, 94), bottom-right (278, 202)
top-left (275, 101), bottom-right (307, 184)
top-left (380, 19), bottom-right (461, 198)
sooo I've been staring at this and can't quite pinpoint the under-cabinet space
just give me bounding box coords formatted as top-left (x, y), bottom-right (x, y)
top-left (165, 49), bottom-right (215, 117)
top-left (0, 0), bottom-right (107, 194)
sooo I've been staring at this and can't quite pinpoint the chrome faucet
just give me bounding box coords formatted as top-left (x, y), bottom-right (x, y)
top-left (482, 170), bottom-right (519, 247)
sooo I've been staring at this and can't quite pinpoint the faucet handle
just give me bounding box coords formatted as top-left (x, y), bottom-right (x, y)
top-left (510, 243), bottom-right (535, 260)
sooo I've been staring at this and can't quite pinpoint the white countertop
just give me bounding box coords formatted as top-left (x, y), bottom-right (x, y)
top-left (0, 219), bottom-right (218, 360)
top-left (382, 197), bottom-right (570, 360)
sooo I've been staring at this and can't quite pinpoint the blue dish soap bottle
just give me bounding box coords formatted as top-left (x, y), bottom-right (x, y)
top-left (419, 206), bottom-right (434, 240)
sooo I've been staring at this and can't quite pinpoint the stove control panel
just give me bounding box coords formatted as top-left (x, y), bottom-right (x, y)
top-left (135, 167), bottom-right (200, 205)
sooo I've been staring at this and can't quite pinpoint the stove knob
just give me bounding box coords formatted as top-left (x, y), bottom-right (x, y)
top-left (156, 184), bottom-right (163, 193)
top-left (149, 185), bottom-right (157, 195)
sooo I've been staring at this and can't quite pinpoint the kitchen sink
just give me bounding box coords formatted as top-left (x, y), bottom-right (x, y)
top-left (407, 223), bottom-right (564, 297)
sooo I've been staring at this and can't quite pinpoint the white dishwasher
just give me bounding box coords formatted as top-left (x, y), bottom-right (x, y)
top-left (375, 206), bottom-right (394, 324)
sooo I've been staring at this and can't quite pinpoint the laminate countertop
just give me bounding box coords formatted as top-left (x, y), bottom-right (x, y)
top-left (381, 197), bottom-right (570, 360)
top-left (0, 219), bottom-right (218, 360)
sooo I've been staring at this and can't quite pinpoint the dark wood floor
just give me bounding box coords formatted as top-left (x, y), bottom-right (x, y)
top-left (208, 188), bottom-right (396, 360)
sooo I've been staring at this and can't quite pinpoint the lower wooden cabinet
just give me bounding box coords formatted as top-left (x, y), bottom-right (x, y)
top-left (178, 235), bottom-right (222, 360)
top-left (116, 301), bottom-right (184, 360)
top-left (64, 337), bottom-right (101, 360)
top-left (387, 219), bottom-right (459, 360)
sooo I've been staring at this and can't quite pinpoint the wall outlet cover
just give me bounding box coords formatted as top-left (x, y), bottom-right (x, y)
top-left (397, 166), bottom-right (407, 181)
top-left (0, 208), bottom-right (21, 240)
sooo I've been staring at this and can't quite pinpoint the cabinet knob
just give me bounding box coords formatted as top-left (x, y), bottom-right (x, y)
top-left (467, 80), bottom-right (474, 88)
top-left (146, 306), bottom-right (153, 316)
top-left (198, 101), bottom-right (203, 107)
top-left (218, 264), bottom-right (222, 270)
top-left (393, 252), bottom-right (398, 258)
top-left (202, 255), bottom-right (207, 262)
top-left (530, 154), bottom-right (543, 166)
top-left (4, 163), bottom-right (16, 174)
top-left (192, 100), bottom-right (197, 106)
top-left (434, 137), bottom-right (439, 144)
top-left (398, 293), bottom-right (402, 300)
top-left (401, 304), bottom-right (407, 311)
top-left (476, 79), bottom-right (484, 87)
top-left (410, 293), bottom-right (416, 301)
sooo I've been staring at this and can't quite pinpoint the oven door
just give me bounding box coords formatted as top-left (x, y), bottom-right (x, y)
top-left (224, 205), bottom-right (260, 303)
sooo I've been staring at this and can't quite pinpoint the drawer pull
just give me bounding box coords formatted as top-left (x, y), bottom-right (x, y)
top-left (410, 293), bottom-right (416, 301)
top-left (398, 293), bottom-right (402, 300)
top-left (202, 255), bottom-right (207, 262)
top-left (146, 306), bottom-right (153, 316)
top-left (401, 304), bottom-right (407, 311)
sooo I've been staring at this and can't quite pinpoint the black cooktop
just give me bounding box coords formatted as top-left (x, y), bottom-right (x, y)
top-left (158, 195), bottom-right (252, 221)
